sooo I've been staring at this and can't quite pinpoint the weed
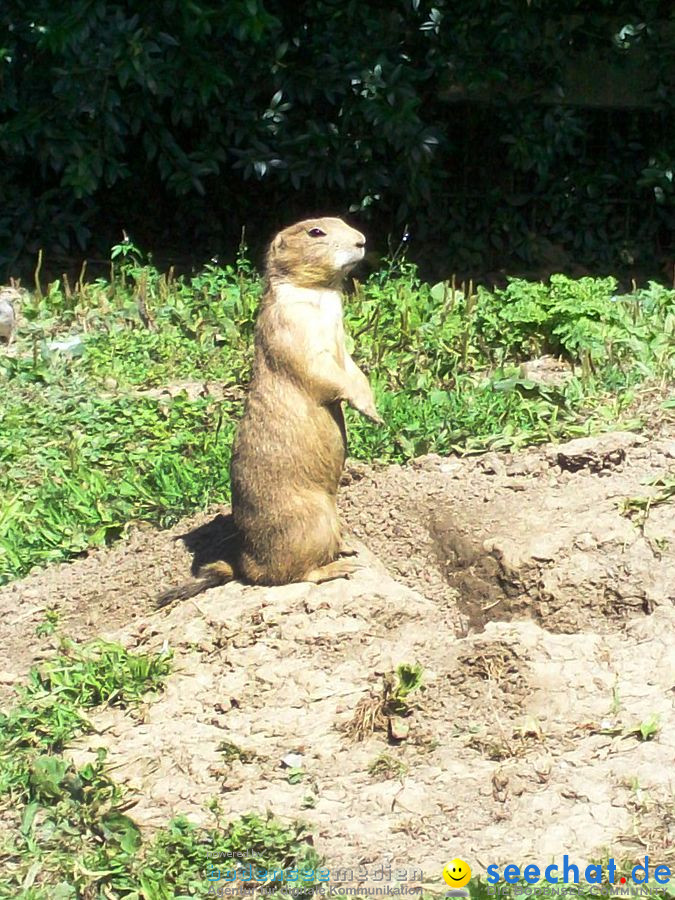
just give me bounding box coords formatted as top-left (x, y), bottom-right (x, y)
top-left (34, 605), bottom-right (60, 638)
top-left (468, 716), bottom-right (545, 762)
top-left (35, 640), bottom-right (170, 707)
top-left (347, 663), bottom-right (424, 742)
top-left (385, 663), bottom-right (424, 714)
top-left (627, 714), bottom-right (662, 742)
top-left (0, 641), bottom-right (171, 801)
top-left (2, 802), bottom-right (322, 899)
top-left (0, 642), bottom-right (326, 898)
top-left (286, 767), bottom-right (305, 785)
top-left (217, 741), bottom-right (257, 764)
top-left (142, 814), bottom-right (321, 900)
top-left (609, 680), bottom-right (622, 716)
top-left (620, 473), bottom-right (675, 529)
top-left (368, 753), bottom-right (408, 780)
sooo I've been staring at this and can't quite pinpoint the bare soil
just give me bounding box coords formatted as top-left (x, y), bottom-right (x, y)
top-left (1, 429), bottom-right (674, 887)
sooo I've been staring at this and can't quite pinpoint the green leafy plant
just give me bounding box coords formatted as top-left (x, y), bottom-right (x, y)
top-left (0, 641), bottom-right (172, 798)
top-left (217, 741), bottom-right (258, 764)
top-left (629, 714), bottom-right (662, 742)
top-left (347, 663), bottom-right (425, 742)
top-left (35, 606), bottom-right (60, 638)
top-left (2, 254), bottom-right (674, 585)
top-left (383, 663), bottom-right (425, 718)
top-left (0, 638), bottom-right (329, 899)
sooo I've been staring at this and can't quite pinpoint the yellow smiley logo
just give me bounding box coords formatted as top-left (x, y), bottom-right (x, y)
top-left (443, 859), bottom-right (472, 889)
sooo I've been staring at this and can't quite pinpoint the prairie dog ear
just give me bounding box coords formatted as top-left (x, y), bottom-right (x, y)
top-left (272, 234), bottom-right (286, 252)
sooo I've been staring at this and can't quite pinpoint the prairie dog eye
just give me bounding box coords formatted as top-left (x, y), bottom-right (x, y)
top-left (307, 227), bottom-right (326, 237)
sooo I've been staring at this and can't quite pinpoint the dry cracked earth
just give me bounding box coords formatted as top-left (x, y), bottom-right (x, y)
top-left (1, 426), bottom-right (674, 890)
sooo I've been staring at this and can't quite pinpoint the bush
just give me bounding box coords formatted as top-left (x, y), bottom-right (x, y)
top-left (1, 2), bottom-right (673, 278)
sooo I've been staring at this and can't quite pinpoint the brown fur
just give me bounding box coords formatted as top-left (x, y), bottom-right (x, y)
top-left (156, 217), bottom-right (381, 607)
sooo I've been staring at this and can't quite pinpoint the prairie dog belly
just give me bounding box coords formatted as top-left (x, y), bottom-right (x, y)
top-left (231, 379), bottom-right (346, 512)
top-left (274, 283), bottom-right (345, 358)
top-left (274, 283), bottom-right (344, 319)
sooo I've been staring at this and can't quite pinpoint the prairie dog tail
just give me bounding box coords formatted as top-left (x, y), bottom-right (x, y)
top-left (155, 561), bottom-right (235, 609)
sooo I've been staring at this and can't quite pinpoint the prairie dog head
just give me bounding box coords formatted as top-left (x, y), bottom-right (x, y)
top-left (266, 217), bottom-right (366, 289)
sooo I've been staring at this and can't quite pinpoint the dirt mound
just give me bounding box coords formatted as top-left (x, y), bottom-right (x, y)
top-left (1, 430), bottom-right (674, 882)
top-left (67, 571), bottom-right (675, 879)
top-left (339, 430), bottom-right (675, 634)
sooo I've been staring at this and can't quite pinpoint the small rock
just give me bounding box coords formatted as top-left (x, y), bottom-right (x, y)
top-left (389, 716), bottom-right (410, 741)
top-left (411, 453), bottom-right (443, 470)
top-left (505, 479), bottom-right (528, 491)
top-left (0, 290), bottom-right (17, 345)
top-left (505, 458), bottom-right (541, 477)
top-left (479, 453), bottom-right (505, 476)
top-left (551, 432), bottom-right (646, 473)
top-left (521, 355), bottom-right (573, 387)
top-left (574, 533), bottom-right (596, 551)
top-left (280, 751), bottom-right (304, 768)
top-left (528, 536), bottom-right (560, 561)
top-left (439, 461), bottom-right (462, 476)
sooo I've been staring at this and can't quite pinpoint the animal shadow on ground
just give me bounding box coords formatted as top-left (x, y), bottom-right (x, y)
top-left (175, 512), bottom-right (240, 576)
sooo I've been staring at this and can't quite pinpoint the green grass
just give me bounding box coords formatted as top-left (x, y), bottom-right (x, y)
top-left (0, 638), bottom-right (324, 898)
top-left (0, 642), bottom-right (671, 896)
top-left (0, 377), bottom-right (236, 579)
top-left (0, 638), bottom-right (322, 898)
top-left (2, 805), bottom-right (322, 899)
top-left (1, 242), bottom-right (673, 584)
top-left (0, 640), bottom-right (172, 798)
top-left (0, 640), bottom-right (168, 897)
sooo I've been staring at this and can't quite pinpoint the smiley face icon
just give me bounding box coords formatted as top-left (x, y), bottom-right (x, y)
top-left (443, 859), bottom-right (472, 889)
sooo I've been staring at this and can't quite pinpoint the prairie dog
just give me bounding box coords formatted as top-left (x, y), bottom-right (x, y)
top-left (157, 217), bottom-right (381, 606)
top-left (0, 288), bottom-right (18, 346)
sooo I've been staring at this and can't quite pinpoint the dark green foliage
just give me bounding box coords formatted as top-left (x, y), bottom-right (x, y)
top-left (1, 2), bottom-right (673, 278)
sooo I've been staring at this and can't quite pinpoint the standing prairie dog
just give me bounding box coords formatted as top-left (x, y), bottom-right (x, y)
top-left (156, 217), bottom-right (381, 606)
